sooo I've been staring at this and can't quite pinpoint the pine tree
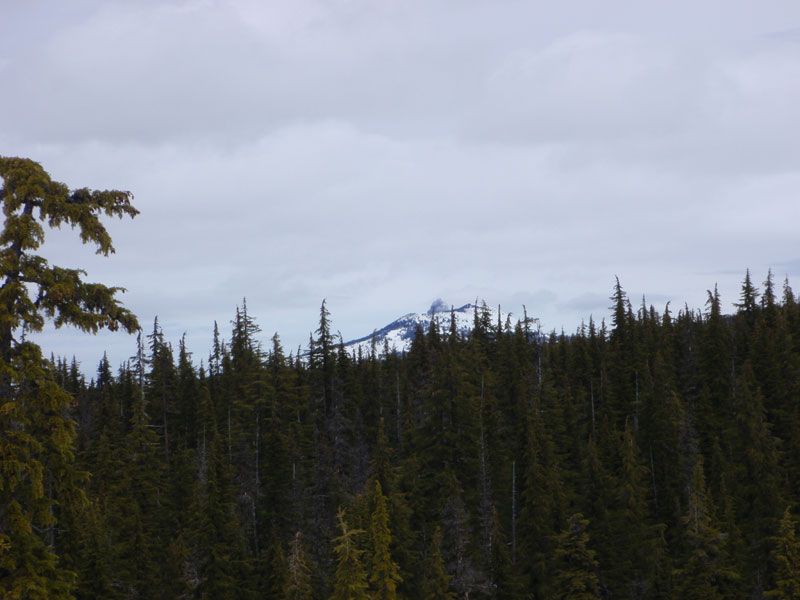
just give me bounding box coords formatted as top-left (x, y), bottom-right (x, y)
top-left (736, 269), bottom-right (759, 317)
top-left (194, 383), bottom-right (249, 600)
top-left (249, 538), bottom-right (281, 599)
top-left (286, 532), bottom-right (313, 600)
top-left (0, 157), bottom-right (138, 598)
top-left (606, 418), bottom-right (663, 598)
top-left (733, 269), bottom-right (760, 369)
top-left (176, 334), bottom-right (200, 450)
top-left (368, 480), bottom-right (402, 600)
top-left (64, 499), bottom-right (115, 600)
top-left (162, 529), bottom-right (193, 600)
top-left (488, 507), bottom-right (521, 600)
top-left (551, 513), bottom-right (601, 600)
top-left (728, 362), bottom-right (782, 582)
top-left (607, 277), bottom-right (636, 427)
top-left (423, 526), bottom-right (455, 600)
top-left (369, 418), bottom-right (415, 599)
top-left (698, 286), bottom-right (733, 446)
top-left (314, 299), bottom-right (335, 417)
top-left (766, 507), bottom-right (800, 599)
top-left (112, 372), bottom-right (164, 598)
top-left (519, 407), bottom-right (564, 597)
top-left (674, 459), bottom-right (738, 600)
top-left (146, 317), bottom-right (177, 464)
top-left (438, 474), bottom-right (485, 598)
top-left (331, 508), bottom-right (369, 600)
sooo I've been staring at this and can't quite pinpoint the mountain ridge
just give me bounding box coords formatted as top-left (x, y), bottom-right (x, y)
top-left (342, 300), bottom-right (534, 356)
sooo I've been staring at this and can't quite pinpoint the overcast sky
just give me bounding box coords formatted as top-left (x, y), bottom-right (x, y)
top-left (3, 0), bottom-right (800, 373)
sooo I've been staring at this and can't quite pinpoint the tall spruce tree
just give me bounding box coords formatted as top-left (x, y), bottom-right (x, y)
top-left (674, 459), bottom-right (738, 600)
top-left (331, 508), bottom-right (369, 600)
top-left (766, 507), bottom-right (800, 599)
top-left (551, 513), bottom-right (601, 600)
top-left (286, 531), bottom-right (313, 600)
top-left (423, 526), bottom-right (455, 600)
top-left (0, 157), bottom-right (138, 599)
top-left (368, 480), bottom-right (402, 600)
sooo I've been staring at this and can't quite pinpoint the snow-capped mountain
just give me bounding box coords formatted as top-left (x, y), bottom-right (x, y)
top-left (342, 299), bottom-right (534, 357)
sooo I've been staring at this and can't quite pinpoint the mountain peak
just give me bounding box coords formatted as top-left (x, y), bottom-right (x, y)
top-left (343, 301), bottom-right (516, 356)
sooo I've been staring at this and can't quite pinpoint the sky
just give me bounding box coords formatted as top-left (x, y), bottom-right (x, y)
top-left (2, 0), bottom-right (800, 373)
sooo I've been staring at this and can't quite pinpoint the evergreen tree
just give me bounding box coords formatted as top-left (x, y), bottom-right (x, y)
top-left (194, 384), bottom-right (249, 600)
top-left (286, 532), bottom-right (313, 600)
top-left (331, 508), bottom-right (369, 600)
top-left (488, 507), bottom-right (520, 600)
top-left (607, 277), bottom-right (636, 427)
top-left (519, 407), bottom-right (564, 597)
top-left (736, 269), bottom-right (759, 317)
top-left (698, 286), bottom-right (733, 455)
top-left (674, 459), bottom-right (738, 600)
top-left (728, 362), bottom-right (782, 583)
top-left (607, 414), bottom-right (670, 598)
top-left (368, 480), bottom-right (402, 600)
top-left (0, 157), bottom-right (138, 598)
top-left (146, 317), bottom-right (177, 464)
top-left (551, 513), bottom-right (601, 600)
top-left (111, 371), bottom-right (164, 598)
top-left (732, 269), bottom-right (760, 369)
top-left (423, 527), bottom-right (455, 600)
top-left (176, 334), bottom-right (200, 450)
top-left (253, 537), bottom-right (285, 599)
top-left (163, 530), bottom-right (193, 600)
top-left (766, 507), bottom-right (800, 599)
top-left (370, 419), bottom-right (416, 600)
top-left (439, 474), bottom-right (485, 598)
top-left (314, 299), bottom-right (335, 417)
top-left (65, 499), bottom-right (115, 600)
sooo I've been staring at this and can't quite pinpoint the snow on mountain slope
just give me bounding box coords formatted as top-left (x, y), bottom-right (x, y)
top-left (342, 299), bottom-right (534, 357)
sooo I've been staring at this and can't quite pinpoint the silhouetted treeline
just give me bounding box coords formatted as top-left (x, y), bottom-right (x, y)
top-left (51, 272), bottom-right (800, 599)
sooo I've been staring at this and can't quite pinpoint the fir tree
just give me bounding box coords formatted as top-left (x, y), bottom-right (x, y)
top-left (0, 157), bottom-right (138, 599)
top-left (736, 269), bottom-right (759, 317)
top-left (194, 384), bottom-right (249, 600)
top-left (607, 277), bottom-right (636, 427)
top-left (111, 372), bottom-right (164, 598)
top-left (423, 526), bottom-right (455, 600)
top-left (168, 532), bottom-right (196, 600)
top-left (368, 480), bottom-right (402, 600)
top-left (728, 362), bottom-right (782, 582)
top-left (314, 299), bottom-right (335, 417)
top-left (286, 532), bottom-right (313, 600)
top-left (674, 459), bottom-right (738, 600)
top-left (766, 507), bottom-right (800, 599)
top-left (551, 513), bottom-right (601, 600)
top-left (331, 508), bottom-right (369, 600)
top-left (519, 407), bottom-right (564, 597)
top-left (488, 507), bottom-right (520, 600)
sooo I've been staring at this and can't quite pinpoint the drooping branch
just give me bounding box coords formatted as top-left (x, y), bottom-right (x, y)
top-left (0, 156), bottom-right (139, 362)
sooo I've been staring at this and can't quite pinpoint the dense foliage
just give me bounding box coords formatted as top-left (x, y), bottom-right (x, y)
top-left (46, 274), bottom-right (800, 599)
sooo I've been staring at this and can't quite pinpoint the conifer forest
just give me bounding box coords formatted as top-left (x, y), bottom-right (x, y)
top-left (2, 157), bottom-right (800, 600)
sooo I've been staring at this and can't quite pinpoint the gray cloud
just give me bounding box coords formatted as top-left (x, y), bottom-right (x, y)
top-left (3, 0), bottom-right (800, 368)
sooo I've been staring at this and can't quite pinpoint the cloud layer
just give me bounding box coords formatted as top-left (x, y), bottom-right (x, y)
top-left (2, 0), bottom-right (800, 369)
